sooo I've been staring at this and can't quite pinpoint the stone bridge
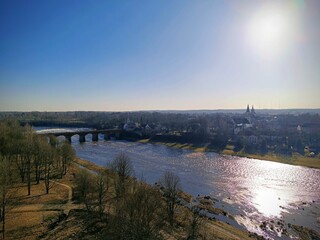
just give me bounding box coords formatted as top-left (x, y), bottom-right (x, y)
top-left (46, 129), bottom-right (123, 143)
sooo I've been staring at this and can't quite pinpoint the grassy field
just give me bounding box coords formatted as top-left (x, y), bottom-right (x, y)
top-left (6, 170), bottom-right (76, 240)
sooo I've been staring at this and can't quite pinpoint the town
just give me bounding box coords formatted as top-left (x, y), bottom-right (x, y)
top-left (2, 107), bottom-right (320, 161)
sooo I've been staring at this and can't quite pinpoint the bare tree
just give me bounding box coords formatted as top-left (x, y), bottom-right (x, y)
top-left (59, 141), bottom-right (75, 177)
top-left (43, 145), bottom-right (55, 194)
top-left (74, 169), bottom-right (110, 216)
top-left (111, 153), bottom-right (134, 198)
top-left (74, 169), bottom-right (95, 212)
top-left (96, 171), bottom-right (109, 218)
top-left (33, 135), bottom-right (48, 184)
top-left (187, 207), bottom-right (202, 240)
top-left (160, 171), bottom-right (181, 226)
top-left (14, 129), bottom-right (29, 184)
top-left (0, 155), bottom-right (17, 240)
top-left (15, 154), bottom-right (27, 183)
top-left (33, 136), bottom-right (42, 184)
top-left (110, 183), bottom-right (164, 240)
top-left (111, 152), bottom-right (133, 179)
top-left (0, 121), bottom-right (22, 182)
top-left (17, 124), bottom-right (35, 196)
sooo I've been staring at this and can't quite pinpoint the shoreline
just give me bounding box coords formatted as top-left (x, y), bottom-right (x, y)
top-left (137, 138), bottom-right (320, 169)
top-left (73, 157), bottom-right (320, 240)
top-left (72, 157), bottom-right (259, 240)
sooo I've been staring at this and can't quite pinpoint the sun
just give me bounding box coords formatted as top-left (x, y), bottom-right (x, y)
top-left (250, 12), bottom-right (286, 47)
top-left (246, 4), bottom-right (293, 58)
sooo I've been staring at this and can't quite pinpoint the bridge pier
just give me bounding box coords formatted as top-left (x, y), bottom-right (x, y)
top-left (65, 136), bottom-right (72, 143)
top-left (115, 132), bottom-right (121, 139)
top-left (79, 134), bottom-right (86, 143)
top-left (104, 133), bottom-right (109, 141)
top-left (92, 133), bottom-right (98, 142)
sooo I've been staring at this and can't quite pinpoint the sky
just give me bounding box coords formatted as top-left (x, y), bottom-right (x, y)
top-left (0, 0), bottom-right (319, 111)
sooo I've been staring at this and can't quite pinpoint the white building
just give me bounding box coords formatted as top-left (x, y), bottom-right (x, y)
top-left (123, 119), bottom-right (137, 131)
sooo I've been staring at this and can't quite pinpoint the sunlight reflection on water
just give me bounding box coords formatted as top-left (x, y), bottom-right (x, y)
top-left (252, 187), bottom-right (287, 217)
top-left (71, 140), bottom-right (320, 232)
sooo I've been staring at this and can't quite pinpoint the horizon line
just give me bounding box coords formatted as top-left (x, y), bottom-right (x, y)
top-left (1, 107), bottom-right (320, 113)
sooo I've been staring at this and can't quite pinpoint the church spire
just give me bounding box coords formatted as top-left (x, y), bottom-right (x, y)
top-left (251, 105), bottom-right (255, 114)
top-left (246, 104), bottom-right (250, 113)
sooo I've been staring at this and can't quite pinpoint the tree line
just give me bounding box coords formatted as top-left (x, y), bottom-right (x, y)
top-left (0, 120), bottom-right (75, 239)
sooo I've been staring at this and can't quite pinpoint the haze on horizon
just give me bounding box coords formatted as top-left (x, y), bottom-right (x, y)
top-left (1, 0), bottom-right (319, 112)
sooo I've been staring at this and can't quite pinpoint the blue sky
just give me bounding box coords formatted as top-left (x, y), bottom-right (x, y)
top-left (1, 0), bottom-right (319, 111)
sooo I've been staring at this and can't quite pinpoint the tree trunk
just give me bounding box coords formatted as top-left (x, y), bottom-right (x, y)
top-left (2, 198), bottom-right (5, 240)
top-left (45, 165), bottom-right (50, 194)
top-left (46, 182), bottom-right (49, 194)
top-left (17, 156), bottom-right (26, 183)
top-left (63, 158), bottom-right (67, 176)
top-left (45, 174), bottom-right (49, 194)
top-left (35, 165), bottom-right (40, 184)
top-left (27, 158), bottom-right (31, 196)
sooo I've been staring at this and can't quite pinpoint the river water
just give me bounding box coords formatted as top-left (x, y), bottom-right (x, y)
top-left (36, 128), bottom-right (320, 239)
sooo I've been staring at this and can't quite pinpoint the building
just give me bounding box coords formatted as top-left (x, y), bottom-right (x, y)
top-left (244, 105), bottom-right (256, 123)
top-left (123, 119), bottom-right (138, 131)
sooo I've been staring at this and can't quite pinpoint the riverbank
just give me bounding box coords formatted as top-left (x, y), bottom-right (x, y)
top-left (138, 139), bottom-right (320, 169)
top-left (73, 157), bottom-right (320, 240)
top-left (72, 157), bottom-right (260, 240)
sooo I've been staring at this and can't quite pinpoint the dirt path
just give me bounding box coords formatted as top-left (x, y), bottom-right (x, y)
top-left (11, 181), bottom-right (77, 215)
top-left (51, 180), bottom-right (76, 215)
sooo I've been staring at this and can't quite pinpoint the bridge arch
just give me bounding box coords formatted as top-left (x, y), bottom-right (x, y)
top-left (46, 129), bottom-right (123, 143)
top-left (55, 135), bottom-right (67, 142)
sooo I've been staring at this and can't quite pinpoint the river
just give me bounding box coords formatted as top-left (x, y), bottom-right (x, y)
top-left (36, 128), bottom-right (320, 239)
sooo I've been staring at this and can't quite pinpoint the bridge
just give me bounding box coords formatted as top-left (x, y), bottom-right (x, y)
top-left (44, 129), bottom-right (123, 143)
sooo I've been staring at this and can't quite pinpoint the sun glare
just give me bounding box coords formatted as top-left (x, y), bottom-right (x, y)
top-left (246, 4), bottom-right (294, 58)
top-left (252, 187), bottom-right (287, 217)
